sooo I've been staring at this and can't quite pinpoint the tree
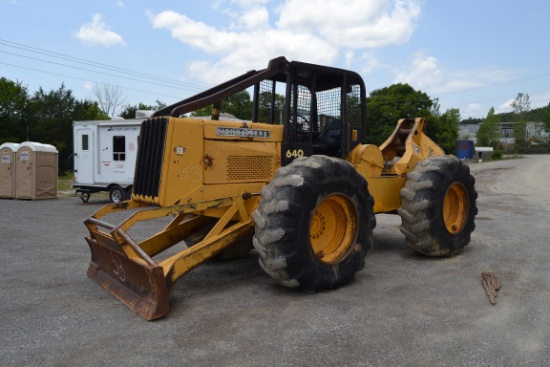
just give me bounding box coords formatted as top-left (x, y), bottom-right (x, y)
top-left (0, 78), bottom-right (111, 173)
top-left (26, 84), bottom-right (77, 172)
top-left (222, 90), bottom-right (253, 120)
top-left (119, 100), bottom-right (167, 119)
top-left (510, 92), bottom-right (531, 151)
top-left (541, 102), bottom-right (550, 136)
top-left (476, 107), bottom-right (501, 148)
top-left (190, 90), bottom-right (253, 120)
top-left (257, 91), bottom-right (285, 123)
top-left (93, 83), bottom-right (126, 117)
top-left (433, 108), bottom-right (460, 154)
top-left (461, 117), bottom-right (483, 125)
top-left (73, 100), bottom-right (109, 121)
top-left (0, 77), bottom-right (29, 144)
top-left (366, 83), bottom-right (434, 145)
top-left (190, 104), bottom-right (213, 118)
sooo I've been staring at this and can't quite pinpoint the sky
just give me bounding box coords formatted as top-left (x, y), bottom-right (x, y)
top-left (1, 0), bottom-right (550, 119)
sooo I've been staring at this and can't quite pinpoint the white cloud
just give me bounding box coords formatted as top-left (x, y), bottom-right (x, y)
top-left (465, 103), bottom-right (483, 116)
top-left (496, 99), bottom-right (515, 114)
top-left (83, 81), bottom-right (94, 91)
top-left (526, 91), bottom-right (550, 110)
top-left (149, 9), bottom-right (336, 84)
top-left (277, 0), bottom-right (421, 48)
top-left (74, 14), bottom-right (126, 47)
top-left (229, 0), bottom-right (269, 7)
top-left (237, 7), bottom-right (269, 30)
top-left (395, 51), bottom-right (521, 96)
top-left (116, 1), bottom-right (125, 8)
top-left (393, 52), bottom-right (443, 91)
top-left (344, 51), bottom-right (381, 75)
top-left (148, 0), bottom-right (422, 84)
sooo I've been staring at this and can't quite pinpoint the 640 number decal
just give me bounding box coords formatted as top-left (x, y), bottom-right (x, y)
top-left (285, 149), bottom-right (304, 158)
top-left (282, 144), bottom-right (311, 166)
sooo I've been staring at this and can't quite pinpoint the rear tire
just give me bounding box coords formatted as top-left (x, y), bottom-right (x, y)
top-left (253, 155), bottom-right (375, 291)
top-left (182, 215), bottom-right (254, 261)
top-left (109, 185), bottom-right (126, 203)
top-left (215, 227), bottom-right (254, 261)
top-left (125, 185), bottom-right (133, 200)
top-left (398, 156), bottom-right (477, 257)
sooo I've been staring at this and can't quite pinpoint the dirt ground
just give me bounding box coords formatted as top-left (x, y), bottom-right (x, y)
top-left (1, 155), bottom-right (549, 366)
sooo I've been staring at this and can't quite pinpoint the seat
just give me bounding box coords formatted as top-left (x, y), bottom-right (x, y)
top-left (314, 119), bottom-right (342, 156)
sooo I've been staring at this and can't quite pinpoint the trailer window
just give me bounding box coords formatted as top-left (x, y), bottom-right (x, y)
top-left (81, 134), bottom-right (89, 151)
top-left (113, 136), bottom-right (126, 161)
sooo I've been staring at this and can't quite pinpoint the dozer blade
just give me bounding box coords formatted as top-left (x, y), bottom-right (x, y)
top-left (83, 195), bottom-right (258, 320)
top-left (86, 235), bottom-right (169, 321)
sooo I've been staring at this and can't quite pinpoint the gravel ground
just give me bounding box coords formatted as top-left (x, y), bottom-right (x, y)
top-left (1, 155), bottom-right (549, 367)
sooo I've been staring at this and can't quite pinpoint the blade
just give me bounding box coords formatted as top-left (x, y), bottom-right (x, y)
top-left (86, 236), bottom-right (170, 321)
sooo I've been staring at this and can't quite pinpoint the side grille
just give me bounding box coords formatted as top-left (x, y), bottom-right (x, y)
top-left (227, 156), bottom-right (273, 181)
top-left (133, 117), bottom-right (169, 198)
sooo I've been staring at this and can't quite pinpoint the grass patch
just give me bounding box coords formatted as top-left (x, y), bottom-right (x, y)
top-left (58, 172), bottom-right (74, 192)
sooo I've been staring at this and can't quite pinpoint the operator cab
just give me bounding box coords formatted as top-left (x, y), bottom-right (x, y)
top-left (249, 59), bottom-right (367, 165)
top-left (153, 57), bottom-right (367, 166)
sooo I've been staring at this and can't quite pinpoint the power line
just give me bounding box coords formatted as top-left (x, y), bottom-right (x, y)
top-left (0, 49), bottom-right (200, 93)
top-left (0, 38), bottom-right (207, 92)
top-left (0, 61), bottom-right (182, 100)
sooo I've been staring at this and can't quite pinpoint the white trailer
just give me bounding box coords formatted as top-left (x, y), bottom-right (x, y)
top-left (73, 119), bottom-right (142, 203)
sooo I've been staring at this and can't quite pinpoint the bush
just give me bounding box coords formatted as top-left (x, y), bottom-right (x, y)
top-left (491, 150), bottom-right (503, 160)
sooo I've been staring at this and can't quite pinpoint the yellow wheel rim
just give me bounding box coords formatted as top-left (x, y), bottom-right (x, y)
top-left (310, 194), bottom-right (358, 264)
top-left (443, 182), bottom-right (469, 234)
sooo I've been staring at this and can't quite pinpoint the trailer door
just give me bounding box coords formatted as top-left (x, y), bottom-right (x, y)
top-left (75, 128), bottom-right (94, 184)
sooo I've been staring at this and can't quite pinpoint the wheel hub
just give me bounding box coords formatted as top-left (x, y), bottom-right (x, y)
top-left (310, 194), bottom-right (358, 264)
top-left (443, 182), bottom-right (469, 234)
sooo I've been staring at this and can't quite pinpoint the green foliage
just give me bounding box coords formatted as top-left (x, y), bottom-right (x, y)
top-left (432, 108), bottom-right (460, 153)
top-left (57, 171), bottom-right (74, 191)
top-left (491, 149), bottom-right (503, 160)
top-left (222, 90), bottom-right (253, 120)
top-left (0, 77), bottom-right (29, 144)
top-left (26, 84), bottom-right (77, 172)
top-left (190, 90), bottom-right (253, 120)
top-left (190, 104), bottom-right (214, 118)
top-left (0, 77), bottom-right (112, 174)
top-left (461, 117), bottom-right (483, 125)
top-left (476, 107), bottom-right (501, 148)
top-left (510, 93), bottom-right (531, 152)
top-left (73, 100), bottom-right (109, 121)
top-left (257, 91), bottom-right (285, 123)
top-left (541, 102), bottom-right (550, 135)
top-left (365, 83), bottom-right (459, 151)
top-left (366, 83), bottom-right (434, 145)
top-left (119, 101), bottom-right (167, 119)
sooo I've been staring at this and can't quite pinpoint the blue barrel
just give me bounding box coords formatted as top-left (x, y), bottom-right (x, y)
top-left (456, 140), bottom-right (475, 159)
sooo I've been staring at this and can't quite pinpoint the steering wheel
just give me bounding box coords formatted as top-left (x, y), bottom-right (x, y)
top-left (295, 113), bottom-right (310, 132)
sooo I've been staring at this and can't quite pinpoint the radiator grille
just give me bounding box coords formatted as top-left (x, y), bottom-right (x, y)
top-left (133, 117), bottom-right (168, 198)
top-left (227, 156), bottom-right (273, 181)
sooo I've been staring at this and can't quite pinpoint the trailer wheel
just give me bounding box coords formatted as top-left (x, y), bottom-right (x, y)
top-left (109, 185), bottom-right (126, 203)
top-left (398, 155), bottom-right (477, 257)
top-left (253, 155), bottom-right (375, 291)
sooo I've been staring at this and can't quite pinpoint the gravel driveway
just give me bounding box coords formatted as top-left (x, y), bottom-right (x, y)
top-left (1, 155), bottom-right (549, 366)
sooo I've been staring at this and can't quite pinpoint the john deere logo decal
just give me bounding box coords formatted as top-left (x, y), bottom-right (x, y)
top-left (216, 127), bottom-right (270, 138)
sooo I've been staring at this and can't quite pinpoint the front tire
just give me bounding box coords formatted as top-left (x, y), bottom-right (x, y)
top-left (253, 155), bottom-right (375, 291)
top-left (398, 156), bottom-right (477, 257)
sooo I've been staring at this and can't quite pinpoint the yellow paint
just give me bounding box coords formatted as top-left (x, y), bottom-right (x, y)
top-left (310, 194), bottom-right (357, 263)
top-left (85, 115), bottom-right (451, 313)
top-left (443, 182), bottom-right (469, 234)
